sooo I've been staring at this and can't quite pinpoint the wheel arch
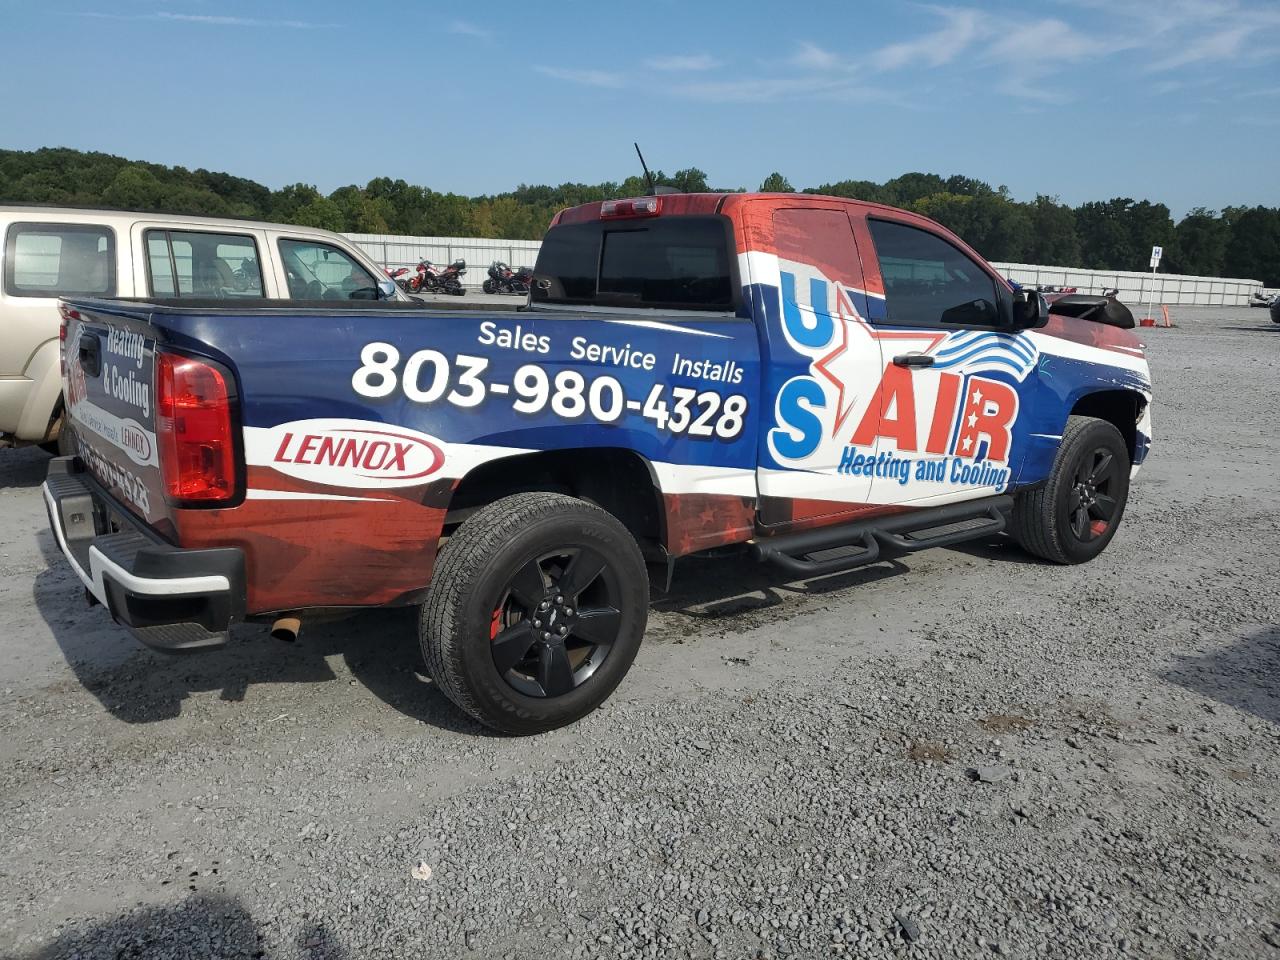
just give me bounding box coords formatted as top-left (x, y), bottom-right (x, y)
top-left (444, 447), bottom-right (669, 559)
top-left (1068, 388), bottom-right (1149, 464)
top-left (16, 337), bottom-right (64, 443)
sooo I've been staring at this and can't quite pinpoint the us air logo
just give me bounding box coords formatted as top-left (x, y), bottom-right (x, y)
top-left (768, 269), bottom-right (1037, 491)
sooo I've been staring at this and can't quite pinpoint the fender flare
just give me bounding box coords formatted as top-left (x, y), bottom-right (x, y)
top-left (16, 338), bottom-right (63, 442)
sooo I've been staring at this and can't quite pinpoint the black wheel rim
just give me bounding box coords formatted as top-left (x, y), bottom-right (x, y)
top-left (488, 547), bottom-right (623, 698)
top-left (1068, 446), bottom-right (1120, 542)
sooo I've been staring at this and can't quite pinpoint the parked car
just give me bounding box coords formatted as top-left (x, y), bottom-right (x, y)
top-left (45, 191), bottom-right (1152, 734)
top-left (0, 206), bottom-right (401, 451)
top-left (1271, 297), bottom-right (1280, 323)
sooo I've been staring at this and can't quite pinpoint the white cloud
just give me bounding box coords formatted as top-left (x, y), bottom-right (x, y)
top-left (1233, 114), bottom-right (1280, 127)
top-left (784, 9), bottom-right (984, 75)
top-left (658, 0), bottom-right (1279, 107)
top-left (868, 6), bottom-right (983, 70)
top-left (534, 66), bottom-right (624, 88)
top-left (84, 11), bottom-right (334, 29)
top-left (448, 20), bottom-right (490, 40)
top-left (644, 53), bottom-right (721, 72)
top-left (1146, 24), bottom-right (1251, 70)
top-left (789, 41), bottom-right (840, 70)
top-left (980, 17), bottom-right (1136, 101)
top-left (673, 74), bottom-right (902, 106)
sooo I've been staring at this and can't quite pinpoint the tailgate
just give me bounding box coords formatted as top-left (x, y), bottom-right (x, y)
top-left (61, 301), bottom-right (169, 531)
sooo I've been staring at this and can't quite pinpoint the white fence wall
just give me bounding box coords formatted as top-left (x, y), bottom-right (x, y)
top-left (345, 233), bottom-right (1265, 306)
top-left (992, 262), bottom-right (1264, 308)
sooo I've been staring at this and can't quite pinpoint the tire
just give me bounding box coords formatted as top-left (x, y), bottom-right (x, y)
top-left (482, 279), bottom-right (495, 294)
top-left (39, 415), bottom-right (76, 457)
top-left (1011, 415), bottom-right (1131, 564)
top-left (420, 492), bottom-right (649, 734)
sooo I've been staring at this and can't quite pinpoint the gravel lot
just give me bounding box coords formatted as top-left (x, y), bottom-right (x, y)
top-left (2, 306), bottom-right (1278, 959)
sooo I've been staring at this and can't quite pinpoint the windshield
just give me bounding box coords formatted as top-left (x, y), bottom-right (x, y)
top-left (532, 215), bottom-right (735, 311)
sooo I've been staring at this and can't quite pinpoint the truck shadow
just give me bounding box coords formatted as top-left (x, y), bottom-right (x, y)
top-left (0, 445), bottom-right (51, 490)
top-left (1161, 626), bottom-right (1280, 725)
top-left (31, 529), bottom-right (482, 734)
top-left (15, 892), bottom-right (353, 960)
top-left (651, 533), bottom-right (1042, 621)
top-left (32, 528), bottom-right (1039, 733)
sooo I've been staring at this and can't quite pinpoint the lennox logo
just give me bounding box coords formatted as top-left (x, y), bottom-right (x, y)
top-left (122, 422), bottom-right (152, 463)
top-left (261, 419), bottom-right (445, 489)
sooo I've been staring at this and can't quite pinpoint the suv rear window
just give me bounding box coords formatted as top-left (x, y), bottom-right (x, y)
top-left (532, 216), bottom-right (734, 310)
top-left (3, 223), bottom-right (115, 298)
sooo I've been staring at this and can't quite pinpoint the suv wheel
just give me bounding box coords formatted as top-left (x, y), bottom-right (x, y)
top-left (1011, 415), bottom-right (1131, 564)
top-left (420, 492), bottom-right (648, 734)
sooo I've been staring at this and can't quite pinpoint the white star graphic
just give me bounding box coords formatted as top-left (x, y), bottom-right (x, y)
top-left (962, 435), bottom-right (973, 452)
top-left (967, 412), bottom-right (978, 428)
top-left (972, 388), bottom-right (983, 406)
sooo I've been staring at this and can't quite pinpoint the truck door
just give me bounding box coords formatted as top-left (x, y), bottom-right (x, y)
top-left (852, 214), bottom-right (1037, 506)
top-left (751, 205), bottom-right (882, 528)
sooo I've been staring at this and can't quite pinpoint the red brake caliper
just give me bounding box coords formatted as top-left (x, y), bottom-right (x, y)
top-left (489, 607), bottom-right (503, 640)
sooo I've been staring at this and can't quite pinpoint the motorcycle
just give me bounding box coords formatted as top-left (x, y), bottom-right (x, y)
top-left (407, 258), bottom-right (467, 296)
top-left (384, 266), bottom-right (411, 291)
top-left (484, 261), bottom-right (534, 295)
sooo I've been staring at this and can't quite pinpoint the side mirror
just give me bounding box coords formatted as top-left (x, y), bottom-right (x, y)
top-left (1011, 289), bottom-right (1049, 330)
top-left (376, 278), bottom-right (398, 300)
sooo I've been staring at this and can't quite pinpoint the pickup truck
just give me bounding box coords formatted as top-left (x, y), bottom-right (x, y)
top-left (45, 192), bottom-right (1153, 734)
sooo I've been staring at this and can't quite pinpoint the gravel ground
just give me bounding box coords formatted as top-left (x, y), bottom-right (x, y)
top-left (1, 305), bottom-right (1278, 959)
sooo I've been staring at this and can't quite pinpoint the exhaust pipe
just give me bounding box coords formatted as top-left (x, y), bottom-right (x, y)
top-left (270, 615), bottom-right (302, 642)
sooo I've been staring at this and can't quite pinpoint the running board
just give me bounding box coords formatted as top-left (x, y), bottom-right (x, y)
top-left (751, 495), bottom-right (1012, 577)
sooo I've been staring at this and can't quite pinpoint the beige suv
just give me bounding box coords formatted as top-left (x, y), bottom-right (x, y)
top-left (0, 206), bottom-right (400, 450)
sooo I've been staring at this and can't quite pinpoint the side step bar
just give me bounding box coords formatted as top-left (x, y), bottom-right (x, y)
top-left (751, 495), bottom-right (1013, 577)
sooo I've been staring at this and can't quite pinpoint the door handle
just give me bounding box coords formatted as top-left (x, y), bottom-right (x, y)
top-left (78, 331), bottom-right (102, 378)
top-left (892, 352), bottom-right (935, 368)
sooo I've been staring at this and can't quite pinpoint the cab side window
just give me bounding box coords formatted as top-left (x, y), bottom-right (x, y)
top-left (867, 219), bottom-right (999, 327)
top-left (146, 230), bottom-right (263, 298)
top-left (4, 223), bottom-right (115, 298)
top-left (278, 239), bottom-right (378, 300)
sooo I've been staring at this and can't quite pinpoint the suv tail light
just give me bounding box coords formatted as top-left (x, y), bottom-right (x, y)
top-left (156, 352), bottom-right (237, 504)
top-left (58, 304), bottom-right (78, 377)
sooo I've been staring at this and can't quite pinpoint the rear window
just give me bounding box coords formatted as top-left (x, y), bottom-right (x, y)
top-left (532, 216), bottom-right (734, 310)
top-left (3, 223), bottom-right (115, 298)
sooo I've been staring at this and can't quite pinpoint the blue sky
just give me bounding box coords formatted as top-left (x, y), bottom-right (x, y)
top-left (2, 0), bottom-right (1278, 216)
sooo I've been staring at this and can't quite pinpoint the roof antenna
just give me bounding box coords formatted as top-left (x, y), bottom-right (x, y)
top-left (633, 143), bottom-right (678, 196)
top-left (634, 142), bottom-right (656, 194)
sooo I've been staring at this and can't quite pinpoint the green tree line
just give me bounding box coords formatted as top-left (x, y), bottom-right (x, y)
top-left (3, 148), bottom-right (1277, 284)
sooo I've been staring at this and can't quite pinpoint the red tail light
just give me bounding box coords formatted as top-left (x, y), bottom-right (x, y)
top-left (156, 352), bottom-right (237, 504)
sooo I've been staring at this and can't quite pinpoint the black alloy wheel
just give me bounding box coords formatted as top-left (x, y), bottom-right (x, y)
top-left (488, 547), bottom-right (622, 698)
top-left (1068, 447), bottom-right (1120, 543)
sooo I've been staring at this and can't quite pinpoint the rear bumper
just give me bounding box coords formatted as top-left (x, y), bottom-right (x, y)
top-left (42, 457), bottom-right (246, 651)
